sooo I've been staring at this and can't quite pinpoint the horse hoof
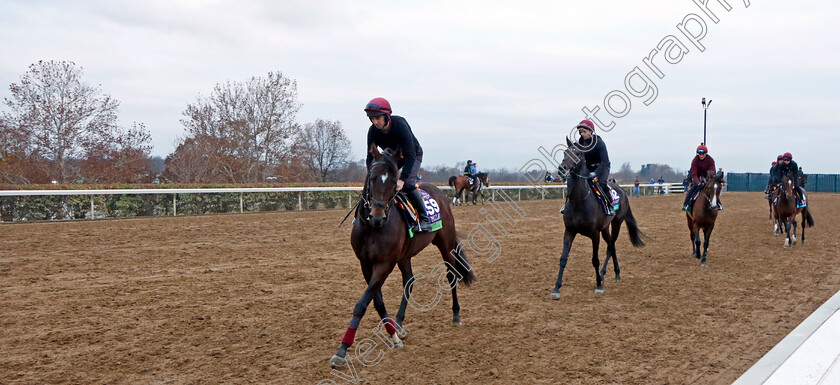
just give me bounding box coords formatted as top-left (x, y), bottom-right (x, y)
top-left (550, 290), bottom-right (561, 300)
top-left (594, 287), bottom-right (604, 294)
top-left (614, 276), bottom-right (621, 282)
top-left (330, 354), bottom-right (346, 368)
top-left (452, 315), bottom-right (462, 325)
top-left (701, 263), bottom-right (708, 268)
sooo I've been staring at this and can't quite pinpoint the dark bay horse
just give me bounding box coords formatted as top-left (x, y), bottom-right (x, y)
top-left (685, 169), bottom-right (723, 266)
top-left (448, 172), bottom-right (490, 205)
top-left (331, 146), bottom-right (475, 368)
top-left (773, 175), bottom-right (814, 247)
top-left (552, 138), bottom-right (645, 299)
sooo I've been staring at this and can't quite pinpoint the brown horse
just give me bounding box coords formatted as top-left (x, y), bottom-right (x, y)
top-left (772, 175), bottom-right (814, 247)
top-left (685, 169), bottom-right (723, 266)
top-left (448, 173), bottom-right (490, 205)
top-left (330, 146), bottom-right (475, 368)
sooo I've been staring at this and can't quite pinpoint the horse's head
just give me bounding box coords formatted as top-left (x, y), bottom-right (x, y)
top-left (703, 169), bottom-right (723, 207)
top-left (365, 145), bottom-right (400, 228)
top-left (478, 173), bottom-right (490, 187)
top-left (781, 175), bottom-right (795, 201)
top-left (560, 137), bottom-right (586, 177)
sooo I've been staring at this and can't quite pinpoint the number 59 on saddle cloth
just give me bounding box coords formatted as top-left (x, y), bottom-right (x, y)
top-left (395, 189), bottom-right (444, 238)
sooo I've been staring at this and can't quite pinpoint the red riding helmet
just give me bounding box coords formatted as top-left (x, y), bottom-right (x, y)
top-left (783, 152), bottom-right (793, 160)
top-left (576, 119), bottom-right (595, 131)
top-left (364, 97), bottom-right (392, 117)
top-left (777, 154), bottom-right (784, 161)
top-left (772, 161), bottom-right (777, 166)
top-left (696, 143), bottom-right (708, 154)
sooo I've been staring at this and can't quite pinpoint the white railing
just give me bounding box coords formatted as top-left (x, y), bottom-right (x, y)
top-left (0, 183), bottom-right (684, 196)
top-left (0, 183), bottom-right (684, 220)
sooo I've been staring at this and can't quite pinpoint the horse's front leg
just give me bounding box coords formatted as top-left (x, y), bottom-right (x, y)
top-left (691, 225), bottom-right (701, 259)
top-left (551, 231), bottom-right (576, 300)
top-left (783, 219), bottom-right (792, 247)
top-left (591, 235), bottom-right (604, 293)
top-left (331, 263), bottom-right (396, 368)
top-left (701, 224), bottom-right (714, 267)
top-left (791, 220), bottom-right (798, 244)
top-left (395, 259), bottom-right (413, 327)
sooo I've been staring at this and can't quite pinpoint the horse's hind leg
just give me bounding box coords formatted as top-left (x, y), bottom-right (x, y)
top-left (608, 221), bottom-right (622, 281)
top-left (591, 235), bottom-right (604, 293)
top-left (433, 241), bottom-right (462, 324)
top-left (791, 220), bottom-right (798, 244)
top-left (801, 212), bottom-right (807, 244)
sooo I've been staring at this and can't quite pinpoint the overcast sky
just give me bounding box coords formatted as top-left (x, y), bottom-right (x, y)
top-left (2, 0), bottom-right (839, 173)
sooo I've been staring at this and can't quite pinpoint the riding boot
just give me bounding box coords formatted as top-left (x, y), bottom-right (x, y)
top-left (597, 182), bottom-right (615, 216)
top-left (717, 201), bottom-right (723, 211)
top-left (408, 189), bottom-right (433, 232)
top-left (560, 198), bottom-right (567, 214)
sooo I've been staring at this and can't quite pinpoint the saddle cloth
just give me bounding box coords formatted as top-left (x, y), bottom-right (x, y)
top-left (396, 188), bottom-right (444, 237)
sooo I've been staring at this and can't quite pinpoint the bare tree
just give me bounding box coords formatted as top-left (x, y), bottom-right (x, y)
top-left (178, 71), bottom-right (301, 183)
top-left (298, 119), bottom-right (351, 182)
top-left (2, 60), bottom-right (120, 182)
top-left (80, 123), bottom-right (153, 183)
top-left (613, 162), bottom-right (635, 182)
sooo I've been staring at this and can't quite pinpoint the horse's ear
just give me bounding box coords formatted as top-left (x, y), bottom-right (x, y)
top-left (566, 137), bottom-right (572, 148)
top-left (370, 144), bottom-right (380, 158)
top-left (393, 146), bottom-right (402, 160)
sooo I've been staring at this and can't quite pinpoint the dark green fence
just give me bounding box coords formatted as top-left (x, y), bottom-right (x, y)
top-left (727, 173), bottom-right (839, 192)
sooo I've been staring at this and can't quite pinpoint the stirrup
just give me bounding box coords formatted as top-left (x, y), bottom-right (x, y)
top-left (413, 221), bottom-right (433, 232)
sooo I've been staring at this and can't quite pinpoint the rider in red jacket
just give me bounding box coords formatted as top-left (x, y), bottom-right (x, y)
top-left (683, 143), bottom-right (722, 211)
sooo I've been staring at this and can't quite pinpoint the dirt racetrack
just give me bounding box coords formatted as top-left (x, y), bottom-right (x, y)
top-left (2, 191), bottom-right (839, 384)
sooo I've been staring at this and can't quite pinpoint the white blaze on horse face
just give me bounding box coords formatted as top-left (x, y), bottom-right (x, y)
top-left (381, 173), bottom-right (388, 184)
top-left (711, 184), bottom-right (718, 207)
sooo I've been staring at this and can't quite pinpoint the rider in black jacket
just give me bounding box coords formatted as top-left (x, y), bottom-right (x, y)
top-left (561, 119), bottom-right (614, 215)
top-left (773, 152), bottom-right (803, 203)
top-left (364, 97), bottom-right (432, 232)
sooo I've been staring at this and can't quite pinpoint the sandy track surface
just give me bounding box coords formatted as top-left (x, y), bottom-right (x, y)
top-left (2, 192), bottom-right (839, 384)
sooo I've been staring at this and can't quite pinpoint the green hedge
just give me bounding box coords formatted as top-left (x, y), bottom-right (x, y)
top-left (0, 186), bottom-right (667, 222)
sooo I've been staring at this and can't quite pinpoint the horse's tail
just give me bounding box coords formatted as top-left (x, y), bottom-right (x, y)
top-left (623, 207), bottom-right (646, 247)
top-left (805, 209), bottom-right (815, 227)
top-left (448, 176), bottom-right (457, 189)
top-left (446, 234), bottom-right (475, 286)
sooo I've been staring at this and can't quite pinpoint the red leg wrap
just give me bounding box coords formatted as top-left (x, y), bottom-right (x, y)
top-left (384, 319), bottom-right (397, 335)
top-left (341, 327), bottom-right (357, 347)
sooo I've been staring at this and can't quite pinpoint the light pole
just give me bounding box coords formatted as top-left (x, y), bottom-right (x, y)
top-left (701, 97), bottom-right (712, 144)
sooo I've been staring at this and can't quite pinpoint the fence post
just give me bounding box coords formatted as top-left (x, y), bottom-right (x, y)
top-left (240, 192), bottom-right (244, 213)
top-left (173, 194), bottom-right (177, 216)
top-left (518, 189), bottom-right (521, 201)
top-left (298, 192), bottom-right (303, 211)
top-left (90, 196), bottom-right (95, 219)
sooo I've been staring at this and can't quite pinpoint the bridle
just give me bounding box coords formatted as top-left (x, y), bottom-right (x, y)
top-left (360, 160), bottom-right (398, 223)
top-left (563, 149), bottom-right (593, 201)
